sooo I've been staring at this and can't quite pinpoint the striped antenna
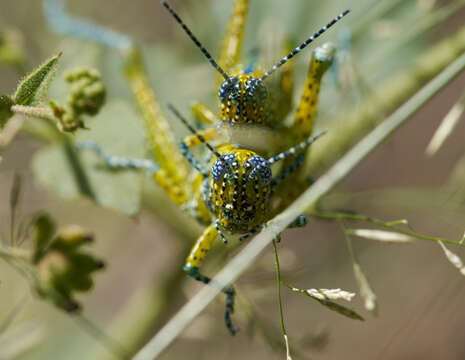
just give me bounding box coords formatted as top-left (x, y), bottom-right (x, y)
top-left (167, 104), bottom-right (222, 159)
top-left (261, 9), bottom-right (351, 81)
top-left (268, 131), bottom-right (327, 164)
top-left (161, 1), bottom-right (231, 84)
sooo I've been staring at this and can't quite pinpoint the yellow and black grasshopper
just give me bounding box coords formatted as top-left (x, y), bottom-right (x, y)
top-left (77, 0), bottom-right (350, 334)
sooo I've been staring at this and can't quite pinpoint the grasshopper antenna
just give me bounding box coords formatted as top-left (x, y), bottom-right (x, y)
top-left (167, 104), bottom-right (222, 159)
top-left (261, 9), bottom-right (351, 81)
top-left (161, 1), bottom-right (232, 85)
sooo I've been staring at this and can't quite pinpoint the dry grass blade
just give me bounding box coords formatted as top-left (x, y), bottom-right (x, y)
top-left (349, 229), bottom-right (414, 243)
top-left (303, 288), bottom-right (356, 301)
top-left (353, 263), bottom-right (378, 313)
top-left (426, 88), bottom-right (465, 156)
top-left (287, 286), bottom-right (362, 321)
top-left (438, 240), bottom-right (465, 275)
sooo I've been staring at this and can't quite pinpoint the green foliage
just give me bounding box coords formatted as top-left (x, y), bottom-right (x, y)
top-left (32, 214), bottom-right (57, 263)
top-left (32, 217), bottom-right (104, 312)
top-left (13, 52), bottom-right (61, 106)
top-left (0, 95), bottom-right (14, 129)
top-left (32, 100), bottom-right (146, 215)
top-left (0, 29), bottom-right (25, 68)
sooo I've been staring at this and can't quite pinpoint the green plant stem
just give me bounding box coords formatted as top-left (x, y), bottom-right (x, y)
top-left (11, 105), bottom-right (55, 120)
top-left (131, 34), bottom-right (465, 360)
top-left (272, 239), bottom-right (291, 359)
top-left (342, 221), bottom-right (357, 262)
top-left (75, 315), bottom-right (129, 360)
top-left (62, 140), bottom-right (96, 199)
top-left (0, 246), bottom-right (31, 262)
top-left (311, 210), bottom-right (465, 248)
top-left (0, 294), bottom-right (29, 335)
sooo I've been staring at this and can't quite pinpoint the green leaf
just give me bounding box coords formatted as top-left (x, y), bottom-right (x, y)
top-left (34, 222), bottom-right (104, 312)
top-left (0, 95), bottom-right (14, 129)
top-left (32, 213), bottom-right (56, 263)
top-left (32, 100), bottom-right (147, 215)
top-left (13, 52), bottom-right (61, 106)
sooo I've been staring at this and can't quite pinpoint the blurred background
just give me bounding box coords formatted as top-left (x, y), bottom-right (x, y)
top-left (1, 0), bottom-right (465, 359)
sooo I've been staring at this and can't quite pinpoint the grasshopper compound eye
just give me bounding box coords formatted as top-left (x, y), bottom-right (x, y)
top-left (247, 156), bottom-right (271, 186)
top-left (211, 154), bottom-right (236, 181)
top-left (219, 75), bottom-right (269, 125)
top-left (218, 77), bottom-right (240, 103)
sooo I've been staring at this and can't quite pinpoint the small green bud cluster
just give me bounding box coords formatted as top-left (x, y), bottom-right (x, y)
top-left (52, 67), bottom-right (106, 132)
top-left (32, 215), bottom-right (104, 312)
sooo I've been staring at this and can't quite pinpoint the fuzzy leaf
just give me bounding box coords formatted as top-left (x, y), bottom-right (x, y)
top-left (0, 95), bottom-right (14, 129)
top-left (13, 52), bottom-right (61, 106)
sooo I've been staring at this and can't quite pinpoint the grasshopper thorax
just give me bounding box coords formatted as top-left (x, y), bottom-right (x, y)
top-left (209, 146), bottom-right (271, 233)
top-left (218, 74), bottom-right (269, 126)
